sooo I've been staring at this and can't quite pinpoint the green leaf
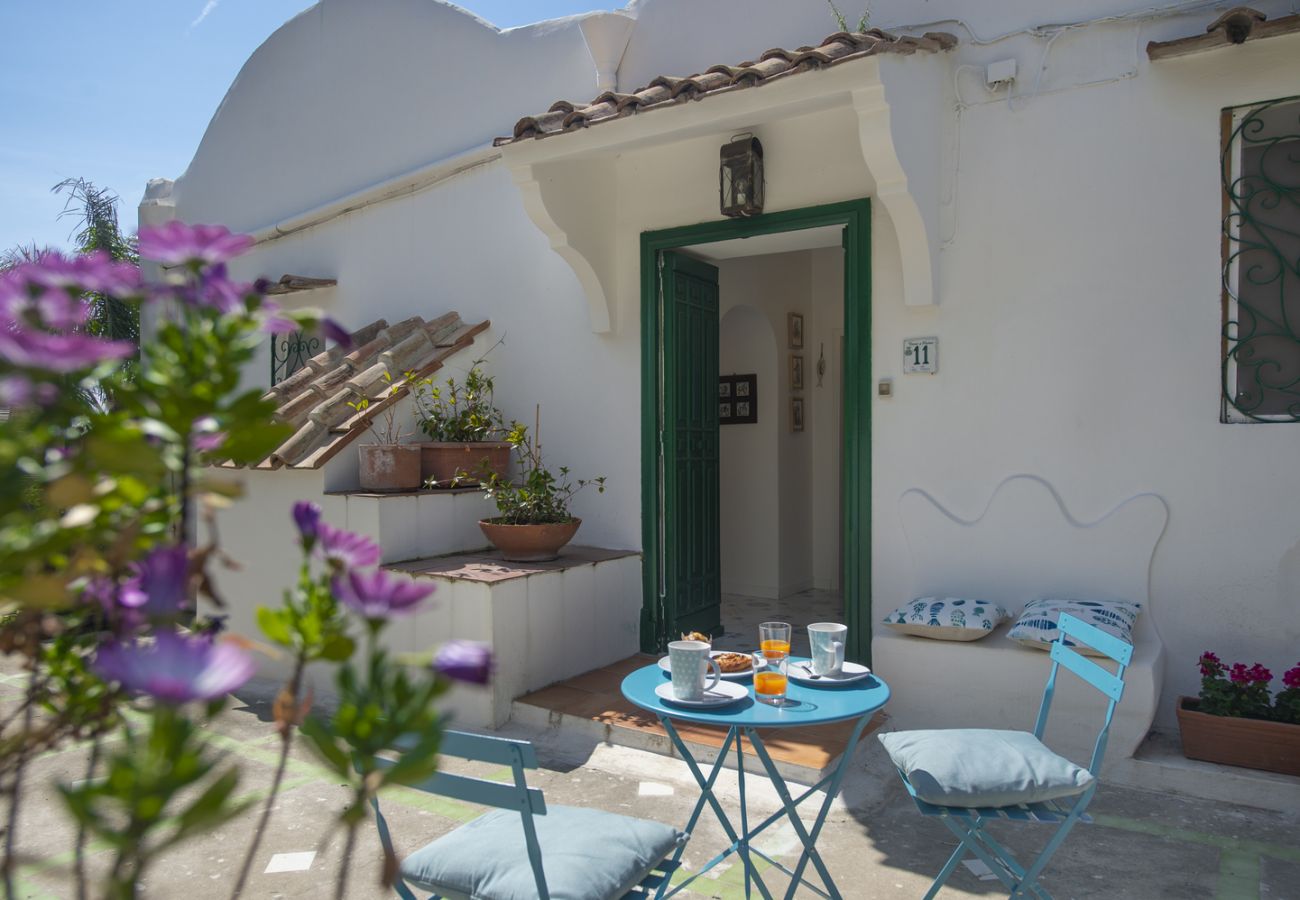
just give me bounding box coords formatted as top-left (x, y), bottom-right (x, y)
top-left (256, 606), bottom-right (293, 646)
top-left (174, 768), bottom-right (241, 835)
top-left (317, 633), bottom-right (356, 663)
top-left (299, 716), bottom-right (351, 778)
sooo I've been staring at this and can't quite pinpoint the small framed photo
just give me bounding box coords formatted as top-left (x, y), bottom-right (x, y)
top-left (790, 354), bottom-right (804, 391)
top-left (719, 374), bottom-right (757, 424)
top-left (788, 312), bottom-right (804, 349)
top-left (790, 396), bottom-right (804, 432)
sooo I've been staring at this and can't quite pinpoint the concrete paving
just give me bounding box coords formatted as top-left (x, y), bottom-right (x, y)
top-left (2, 667), bottom-right (1299, 899)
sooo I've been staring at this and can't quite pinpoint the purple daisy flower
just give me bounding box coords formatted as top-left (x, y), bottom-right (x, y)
top-left (138, 221), bottom-right (255, 267)
top-left (292, 501), bottom-right (322, 548)
top-left (94, 630), bottom-right (255, 704)
top-left (122, 545), bottom-right (191, 619)
top-left (317, 523), bottom-right (381, 569)
top-left (332, 569), bottom-right (434, 619)
top-left (433, 641), bottom-right (493, 685)
top-left (0, 326), bottom-right (135, 373)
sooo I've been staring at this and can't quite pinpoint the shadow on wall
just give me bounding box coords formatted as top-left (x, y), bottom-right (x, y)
top-left (720, 304), bottom-right (779, 598)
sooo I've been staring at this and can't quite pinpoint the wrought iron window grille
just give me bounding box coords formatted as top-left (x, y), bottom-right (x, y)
top-left (271, 329), bottom-right (322, 386)
top-left (1221, 95), bottom-right (1300, 422)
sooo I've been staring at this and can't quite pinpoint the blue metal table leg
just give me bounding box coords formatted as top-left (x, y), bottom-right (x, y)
top-left (655, 719), bottom-right (774, 900)
top-left (736, 729), bottom-right (753, 898)
top-left (745, 712), bottom-right (873, 899)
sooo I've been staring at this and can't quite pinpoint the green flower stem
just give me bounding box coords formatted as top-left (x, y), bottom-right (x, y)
top-left (334, 817), bottom-right (360, 900)
top-left (73, 735), bottom-right (102, 900)
top-left (227, 653), bottom-right (307, 900)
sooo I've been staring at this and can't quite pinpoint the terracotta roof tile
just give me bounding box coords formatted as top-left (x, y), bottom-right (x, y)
top-left (1147, 7), bottom-right (1300, 59)
top-left (495, 28), bottom-right (956, 145)
top-left (222, 313), bottom-right (489, 470)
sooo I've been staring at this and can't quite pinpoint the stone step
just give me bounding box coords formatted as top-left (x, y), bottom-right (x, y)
top-left (327, 486), bottom-right (496, 563)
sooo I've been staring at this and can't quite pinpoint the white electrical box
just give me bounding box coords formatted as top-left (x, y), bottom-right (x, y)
top-left (986, 58), bottom-right (1017, 87)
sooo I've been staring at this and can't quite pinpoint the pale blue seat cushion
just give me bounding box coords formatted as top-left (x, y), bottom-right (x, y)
top-left (399, 804), bottom-right (686, 900)
top-left (878, 729), bottom-right (1094, 808)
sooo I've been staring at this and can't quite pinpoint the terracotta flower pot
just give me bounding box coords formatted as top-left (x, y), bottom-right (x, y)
top-left (358, 444), bottom-right (422, 492)
top-left (1176, 696), bottom-right (1300, 776)
top-left (478, 518), bottom-right (581, 562)
top-left (420, 442), bottom-right (513, 487)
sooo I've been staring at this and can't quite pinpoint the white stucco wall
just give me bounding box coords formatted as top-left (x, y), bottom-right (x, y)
top-left (160, 0), bottom-right (1300, 735)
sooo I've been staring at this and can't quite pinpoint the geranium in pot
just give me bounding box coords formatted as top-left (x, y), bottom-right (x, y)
top-left (413, 361), bottom-right (512, 488)
top-left (1176, 651), bottom-right (1300, 776)
top-left (477, 411), bottom-right (606, 562)
top-left (350, 368), bottom-right (422, 492)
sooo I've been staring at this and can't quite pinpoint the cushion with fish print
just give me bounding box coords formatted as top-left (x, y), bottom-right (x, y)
top-left (881, 597), bottom-right (1010, 642)
top-left (1007, 598), bottom-right (1140, 657)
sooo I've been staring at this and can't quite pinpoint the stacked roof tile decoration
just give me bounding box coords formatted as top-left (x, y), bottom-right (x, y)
top-left (227, 313), bottom-right (489, 470)
top-left (495, 29), bottom-right (957, 146)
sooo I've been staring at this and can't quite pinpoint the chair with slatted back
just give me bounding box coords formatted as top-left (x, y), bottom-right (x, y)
top-left (879, 613), bottom-right (1132, 899)
top-left (371, 730), bottom-right (685, 900)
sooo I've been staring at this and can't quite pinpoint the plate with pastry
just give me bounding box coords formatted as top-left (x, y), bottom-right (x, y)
top-left (659, 650), bottom-right (765, 681)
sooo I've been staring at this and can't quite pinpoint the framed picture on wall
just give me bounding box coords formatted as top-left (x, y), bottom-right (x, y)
top-left (788, 312), bottom-right (804, 349)
top-left (719, 375), bottom-right (757, 424)
top-left (790, 354), bottom-right (804, 391)
top-left (791, 396), bottom-right (804, 432)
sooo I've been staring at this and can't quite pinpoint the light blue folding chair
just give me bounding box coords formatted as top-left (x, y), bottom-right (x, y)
top-left (880, 613), bottom-right (1132, 899)
top-left (371, 730), bottom-right (685, 899)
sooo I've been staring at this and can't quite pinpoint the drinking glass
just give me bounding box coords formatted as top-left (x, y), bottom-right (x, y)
top-left (752, 652), bottom-right (789, 705)
top-left (759, 622), bottom-right (791, 660)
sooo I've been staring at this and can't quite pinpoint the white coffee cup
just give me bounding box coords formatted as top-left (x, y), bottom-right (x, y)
top-left (668, 640), bottom-right (722, 701)
top-left (808, 623), bottom-right (847, 676)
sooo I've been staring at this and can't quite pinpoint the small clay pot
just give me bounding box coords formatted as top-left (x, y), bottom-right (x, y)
top-left (478, 518), bottom-right (581, 562)
top-left (358, 444), bottom-right (422, 492)
top-left (420, 442), bottom-right (513, 487)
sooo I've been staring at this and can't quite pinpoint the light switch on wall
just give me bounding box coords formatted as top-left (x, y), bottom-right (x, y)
top-left (878, 378), bottom-right (893, 397)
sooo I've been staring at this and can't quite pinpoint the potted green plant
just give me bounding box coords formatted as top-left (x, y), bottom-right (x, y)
top-left (413, 362), bottom-right (512, 488)
top-left (1177, 651), bottom-right (1300, 776)
top-left (350, 369), bottom-right (421, 492)
top-left (477, 409), bottom-right (606, 562)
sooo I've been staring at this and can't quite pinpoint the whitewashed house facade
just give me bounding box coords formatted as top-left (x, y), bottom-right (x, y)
top-left (145, 0), bottom-right (1300, 792)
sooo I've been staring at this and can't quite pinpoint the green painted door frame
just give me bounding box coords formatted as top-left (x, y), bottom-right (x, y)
top-left (640, 198), bottom-right (873, 663)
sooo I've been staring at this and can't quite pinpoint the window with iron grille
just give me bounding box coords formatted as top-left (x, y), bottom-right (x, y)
top-left (270, 328), bottom-right (322, 386)
top-left (1221, 95), bottom-right (1300, 422)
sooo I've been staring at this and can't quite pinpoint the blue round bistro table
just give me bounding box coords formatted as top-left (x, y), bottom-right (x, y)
top-left (621, 658), bottom-right (890, 900)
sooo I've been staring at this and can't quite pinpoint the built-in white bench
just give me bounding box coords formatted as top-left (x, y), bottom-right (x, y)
top-left (872, 475), bottom-right (1168, 771)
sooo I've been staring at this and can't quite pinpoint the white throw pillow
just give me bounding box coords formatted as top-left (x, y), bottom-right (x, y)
top-left (881, 597), bottom-right (1010, 642)
top-left (1007, 598), bottom-right (1140, 656)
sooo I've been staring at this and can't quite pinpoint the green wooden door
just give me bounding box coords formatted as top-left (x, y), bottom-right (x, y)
top-left (660, 251), bottom-right (721, 638)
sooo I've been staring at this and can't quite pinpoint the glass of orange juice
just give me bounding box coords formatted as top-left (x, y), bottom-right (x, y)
top-left (759, 622), bottom-right (791, 660)
top-left (753, 653), bottom-right (789, 705)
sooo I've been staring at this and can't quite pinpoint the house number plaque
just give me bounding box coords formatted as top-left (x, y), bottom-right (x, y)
top-left (903, 337), bottom-right (938, 374)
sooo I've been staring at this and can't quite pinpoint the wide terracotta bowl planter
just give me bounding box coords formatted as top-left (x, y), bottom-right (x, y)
top-left (1176, 696), bottom-right (1300, 777)
top-left (421, 441), bottom-right (512, 487)
top-left (478, 518), bottom-right (581, 562)
top-left (358, 444), bottom-right (422, 492)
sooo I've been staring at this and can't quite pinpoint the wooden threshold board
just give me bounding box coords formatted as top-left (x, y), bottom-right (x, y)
top-left (515, 655), bottom-right (885, 775)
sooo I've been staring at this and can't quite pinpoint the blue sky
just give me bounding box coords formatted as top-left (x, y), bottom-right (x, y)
top-left (0, 1), bottom-right (613, 253)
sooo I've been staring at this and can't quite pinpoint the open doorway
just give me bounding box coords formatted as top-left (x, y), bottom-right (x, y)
top-left (639, 199), bottom-right (873, 663)
top-left (678, 237), bottom-right (845, 652)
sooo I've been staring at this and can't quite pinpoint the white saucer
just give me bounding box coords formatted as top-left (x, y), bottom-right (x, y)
top-left (654, 680), bottom-right (750, 708)
top-left (658, 652), bottom-right (766, 681)
top-left (787, 660), bottom-right (872, 686)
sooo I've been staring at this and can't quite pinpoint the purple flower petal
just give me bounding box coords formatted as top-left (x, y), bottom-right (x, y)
top-left (322, 318), bottom-right (353, 350)
top-left (125, 545), bottom-right (190, 619)
top-left (292, 501), bottom-right (322, 546)
top-left (433, 640), bottom-right (493, 685)
top-left (332, 569), bottom-right (434, 619)
top-left (94, 630), bottom-right (255, 704)
top-left (317, 523), bottom-right (381, 569)
top-left (0, 327), bottom-right (134, 373)
top-left (138, 221), bottom-right (255, 267)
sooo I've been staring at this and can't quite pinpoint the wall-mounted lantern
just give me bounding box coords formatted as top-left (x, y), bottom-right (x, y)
top-left (719, 134), bottom-right (764, 218)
